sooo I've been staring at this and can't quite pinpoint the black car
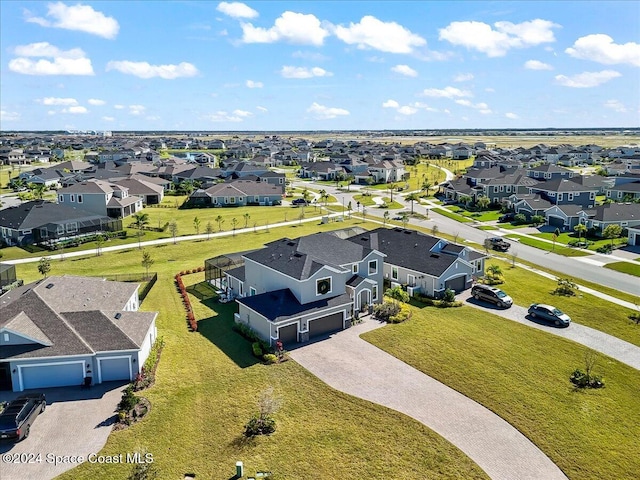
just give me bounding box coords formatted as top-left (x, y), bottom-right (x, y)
top-left (487, 237), bottom-right (511, 252)
top-left (0, 393), bottom-right (46, 442)
top-left (471, 284), bottom-right (513, 308)
top-left (498, 213), bottom-right (515, 222)
top-left (291, 198), bottom-right (309, 206)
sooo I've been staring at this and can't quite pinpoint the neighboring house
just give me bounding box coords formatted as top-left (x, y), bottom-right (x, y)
top-left (368, 160), bottom-right (407, 184)
top-left (509, 194), bottom-right (554, 219)
top-left (347, 227), bottom-right (486, 297)
top-left (606, 180), bottom-right (640, 201)
top-left (187, 180), bottom-right (283, 207)
top-left (544, 204), bottom-right (584, 230)
top-left (110, 176), bottom-right (164, 205)
top-left (439, 178), bottom-right (480, 203)
top-left (528, 178), bottom-right (597, 208)
top-left (299, 162), bottom-right (345, 181)
top-left (229, 232), bottom-right (385, 347)
top-left (0, 200), bottom-right (119, 246)
top-left (0, 275), bottom-right (158, 392)
top-left (579, 203), bottom-right (640, 238)
top-left (526, 164), bottom-right (574, 181)
top-left (17, 167), bottom-right (74, 188)
top-left (57, 179), bottom-right (144, 218)
top-left (479, 172), bottom-right (539, 204)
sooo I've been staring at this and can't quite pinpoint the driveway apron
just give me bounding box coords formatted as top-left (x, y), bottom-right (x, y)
top-left (289, 319), bottom-right (567, 480)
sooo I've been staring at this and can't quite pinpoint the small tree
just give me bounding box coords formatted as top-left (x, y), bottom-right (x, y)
top-left (385, 285), bottom-right (409, 303)
top-left (406, 193), bottom-right (419, 214)
top-left (401, 212), bottom-right (409, 229)
top-left (132, 212), bottom-right (150, 249)
top-left (243, 212), bottom-right (251, 228)
top-left (574, 223), bottom-right (587, 245)
top-left (141, 250), bottom-right (154, 279)
top-left (383, 210), bottom-right (390, 227)
top-left (205, 221), bottom-right (214, 240)
top-left (193, 216), bottom-right (201, 235)
top-left (431, 224), bottom-right (439, 236)
top-left (442, 288), bottom-right (456, 304)
top-left (95, 234), bottom-right (105, 257)
top-left (570, 350), bottom-right (604, 389)
top-left (602, 224), bottom-right (622, 248)
top-left (531, 215), bottom-right (544, 226)
top-left (38, 257), bottom-right (51, 278)
top-left (231, 217), bottom-right (238, 236)
top-left (168, 221), bottom-right (178, 244)
top-left (459, 194), bottom-right (472, 207)
top-left (214, 215), bottom-right (224, 232)
top-left (127, 448), bottom-right (158, 480)
top-left (554, 278), bottom-right (578, 296)
top-left (244, 387), bottom-right (281, 437)
top-left (476, 195), bottom-right (490, 211)
top-left (514, 213), bottom-right (527, 225)
top-left (552, 227), bottom-right (561, 252)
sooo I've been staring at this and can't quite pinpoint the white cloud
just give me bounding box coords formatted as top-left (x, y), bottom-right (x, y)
top-left (603, 99), bottom-right (627, 113)
top-left (565, 34), bottom-right (640, 67)
top-left (292, 50), bottom-right (329, 61)
top-left (62, 106), bottom-right (88, 114)
top-left (280, 66), bottom-right (332, 79)
top-left (421, 86), bottom-right (472, 98)
top-left (216, 2), bottom-right (258, 19)
top-left (0, 110), bottom-right (20, 121)
top-left (391, 64), bottom-right (417, 77)
top-left (102, 116), bottom-right (115, 121)
top-left (439, 19), bottom-right (559, 57)
top-left (233, 109), bottom-right (253, 118)
top-left (114, 104), bottom-right (125, 109)
top-left (47, 110), bottom-right (56, 115)
top-left (382, 99), bottom-right (399, 108)
top-left (505, 112), bottom-right (519, 119)
top-left (307, 102), bottom-right (349, 119)
top-left (555, 70), bottom-right (621, 88)
top-left (246, 80), bottom-right (263, 88)
top-left (40, 97), bottom-right (77, 106)
top-left (25, 2), bottom-right (119, 39)
top-left (397, 105), bottom-right (418, 115)
top-left (453, 73), bottom-right (474, 82)
top-left (128, 105), bottom-right (146, 115)
top-left (9, 42), bottom-right (93, 76)
top-left (485, 87), bottom-right (495, 93)
top-left (106, 61), bottom-right (199, 79)
top-left (241, 11), bottom-right (329, 46)
top-left (524, 59), bottom-right (553, 70)
top-left (256, 106), bottom-right (268, 112)
top-left (455, 99), bottom-right (492, 114)
top-left (205, 110), bottom-right (246, 122)
top-left (88, 98), bottom-right (106, 106)
top-left (334, 15), bottom-right (426, 54)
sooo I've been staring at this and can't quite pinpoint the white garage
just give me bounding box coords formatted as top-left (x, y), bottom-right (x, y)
top-left (20, 361), bottom-right (85, 390)
top-left (99, 357), bottom-right (132, 382)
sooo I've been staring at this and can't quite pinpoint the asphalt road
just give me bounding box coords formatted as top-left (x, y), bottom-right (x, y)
top-left (304, 181), bottom-right (640, 297)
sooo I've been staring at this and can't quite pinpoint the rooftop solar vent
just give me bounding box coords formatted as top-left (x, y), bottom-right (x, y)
top-left (114, 313), bottom-right (122, 319)
top-left (46, 283), bottom-right (54, 289)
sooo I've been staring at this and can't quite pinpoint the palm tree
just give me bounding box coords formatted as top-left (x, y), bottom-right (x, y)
top-left (574, 223), bottom-right (587, 246)
top-left (487, 265), bottom-right (502, 277)
top-left (476, 195), bottom-right (490, 211)
top-left (30, 183), bottom-right (47, 200)
top-left (459, 195), bottom-right (472, 207)
top-left (243, 212), bottom-right (251, 228)
top-left (401, 212), bottom-right (409, 229)
top-left (231, 217), bottom-right (239, 236)
top-left (405, 193), bottom-right (419, 214)
top-left (131, 212), bottom-right (150, 249)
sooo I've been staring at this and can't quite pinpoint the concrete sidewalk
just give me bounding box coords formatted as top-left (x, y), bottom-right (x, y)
top-left (290, 319), bottom-right (567, 480)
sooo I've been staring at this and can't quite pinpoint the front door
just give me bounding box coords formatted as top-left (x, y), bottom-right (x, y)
top-left (0, 363), bottom-right (13, 391)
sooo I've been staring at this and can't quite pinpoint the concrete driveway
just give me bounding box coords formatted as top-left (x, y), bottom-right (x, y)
top-left (0, 382), bottom-right (127, 480)
top-left (290, 319), bottom-right (567, 480)
top-left (459, 291), bottom-right (640, 371)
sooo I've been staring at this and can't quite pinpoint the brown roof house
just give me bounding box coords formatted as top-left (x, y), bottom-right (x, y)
top-left (0, 275), bottom-right (158, 391)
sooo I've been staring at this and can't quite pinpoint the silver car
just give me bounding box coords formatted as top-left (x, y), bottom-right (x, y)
top-left (527, 304), bottom-right (571, 327)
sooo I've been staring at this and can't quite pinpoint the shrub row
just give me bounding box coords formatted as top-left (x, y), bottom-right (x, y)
top-left (133, 337), bottom-right (165, 391)
top-left (175, 273), bottom-right (197, 331)
top-left (179, 266), bottom-right (205, 276)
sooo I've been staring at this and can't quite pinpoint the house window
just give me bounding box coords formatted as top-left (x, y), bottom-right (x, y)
top-left (229, 197), bottom-right (236, 204)
top-left (21, 229), bottom-right (32, 235)
top-left (590, 192), bottom-right (595, 200)
top-left (40, 228), bottom-right (48, 238)
top-left (316, 277), bottom-right (332, 296)
top-left (568, 193), bottom-right (574, 201)
top-left (368, 260), bottom-right (377, 275)
top-left (66, 222), bottom-right (78, 233)
top-left (372, 285), bottom-right (378, 301)
top-left (239, 282), bottom-right (244, 296)
top-left (391, 267), bottom-right (399, 280)
top-left (70, 194), bottom-right (75, 202)
top-left (57, 225), bottom-right (64, 235)
top-left (558, 193), bottom-right (563, 201)
top-left (3, 333), bottom-right (8, 342)
top-left (352, 264), bottom-right (358, 274)
top-left (249, 287), bottom-right (256, 296)
top-left (59, 195), bottom-right (64, 202)
top-left (238, 197), bottom-right (243, 202)
top-left (77, 194), bottom-right (83, 203)
top-left (279, 178), bottom-right (284, 184)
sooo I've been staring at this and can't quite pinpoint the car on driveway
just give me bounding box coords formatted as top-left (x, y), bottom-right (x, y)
top-left (471, 284), bottom-right (513, 308)
top-left (527, 304), bottom-right (571, 327)
top-left (0, 393), bottom-right (46, 442)
top-left (498, 213), bottom-right (515, 222)
top-left (291, 198), bottom-right (310, 206)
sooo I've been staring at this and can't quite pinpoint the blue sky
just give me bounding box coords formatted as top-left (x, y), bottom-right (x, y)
top-left (1, 1), bottom-right (639, 131)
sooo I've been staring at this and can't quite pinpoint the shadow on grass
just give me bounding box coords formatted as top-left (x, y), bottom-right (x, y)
top-left (187, 282), bottom-right (259, 369)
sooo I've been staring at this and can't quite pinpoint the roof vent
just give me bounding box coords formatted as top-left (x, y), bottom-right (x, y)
top-left (430, 254), bottom-right (440, 258)
top-left (115, 313), bottom-right (122, 319)
top-left (45, 283), bottom-right (54, 289)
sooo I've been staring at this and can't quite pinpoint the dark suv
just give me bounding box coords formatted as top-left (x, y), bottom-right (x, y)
top-left (471, 284), bottom-right (513, 308)
top-left (0, 393), bottom-right (46, 442)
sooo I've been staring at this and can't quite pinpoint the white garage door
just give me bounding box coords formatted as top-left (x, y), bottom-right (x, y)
top-left (21, 362), bottom-right (84, 390)
top-left (100, 357), bottom-right (131, 382)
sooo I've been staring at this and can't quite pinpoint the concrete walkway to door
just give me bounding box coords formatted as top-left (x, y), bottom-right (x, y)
top-left (289, 319), bottom-right (567, 480)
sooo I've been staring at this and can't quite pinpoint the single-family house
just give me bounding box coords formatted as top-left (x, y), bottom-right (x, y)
top-left (528, 178), bottom-right (597, 209)
top-left (229, 232), bottom-right (385, 347)
top-left (57, 179), bottom-right (144, 218)
top-left (187, 180), bottom-right (283, 207)
top-left (0, 275), bottom-right (158, 392)
top-left (579, 203), bottom-right (640, 238)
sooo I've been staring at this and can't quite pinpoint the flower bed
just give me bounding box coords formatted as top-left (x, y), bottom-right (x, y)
top-left (174, 267), bottom-right (205, 332)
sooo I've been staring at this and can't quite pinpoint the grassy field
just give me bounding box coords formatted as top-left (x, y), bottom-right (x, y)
top-left (531, 231), bottom-right (628, 253)
top-left (362, 306), bottom-right (640, 480)
top-left (604, 261), bottom-right (640, 278)
top-left (485, 258), bottom-right (639, 345)
top-left (444, 206), bottom-right (502, 222)
top-left (504, 234), bottom-right (592, 257)
top-left (431, 207), bottom-right (474, 223)
top-left (20, 223), bottom-right (487, 480)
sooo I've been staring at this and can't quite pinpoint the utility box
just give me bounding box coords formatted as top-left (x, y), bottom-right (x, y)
top-left (236, 461), bottom-right (244, 478)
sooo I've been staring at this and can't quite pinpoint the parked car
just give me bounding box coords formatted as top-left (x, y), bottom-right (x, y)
top-left (471, 284), bottom-right (513, 308)
top-left (527, 304), bottom-right (571, 327)
top-left (487, 237), bottom-right (511, 252)
top-left (291, 198), bottom-right (309, 206)
top-left (498, 213), bottom-right (515, 222)
top-left (0, 393), bottom-right (46, 442)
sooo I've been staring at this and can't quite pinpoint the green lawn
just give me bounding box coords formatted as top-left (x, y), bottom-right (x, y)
top-left (353, 193), bottom-right (377, 206)
top-left (19, 224), bottom-right (487, 480)
top-left (444, 206), bottom-right (502, 222)
top-left (604, 261), bottom-right (640, 278)
top-left (486, 258), bottom-right (640, 346)
top-left (531, 232), bottom-right (627, 253)
top-left (0, 166), bottom-right (13, 193)
top-left (504, 234), bottom-right (591, 257)
top-left (431, 208), bottom-right (473, 223)
top-left (476, 225), bottom-right (498, 230)
top-left (378, 197), bottom-right (404, 209)
top-left (363, 306), bottom-right (640, 480)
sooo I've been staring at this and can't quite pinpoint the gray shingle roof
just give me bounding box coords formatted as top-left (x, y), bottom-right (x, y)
top-left (61, 311), bottom-right (140, 352)
top-left (34, 276), bottom-right (138, 312)
top-left (0, 201), bottom-right (112, 230)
